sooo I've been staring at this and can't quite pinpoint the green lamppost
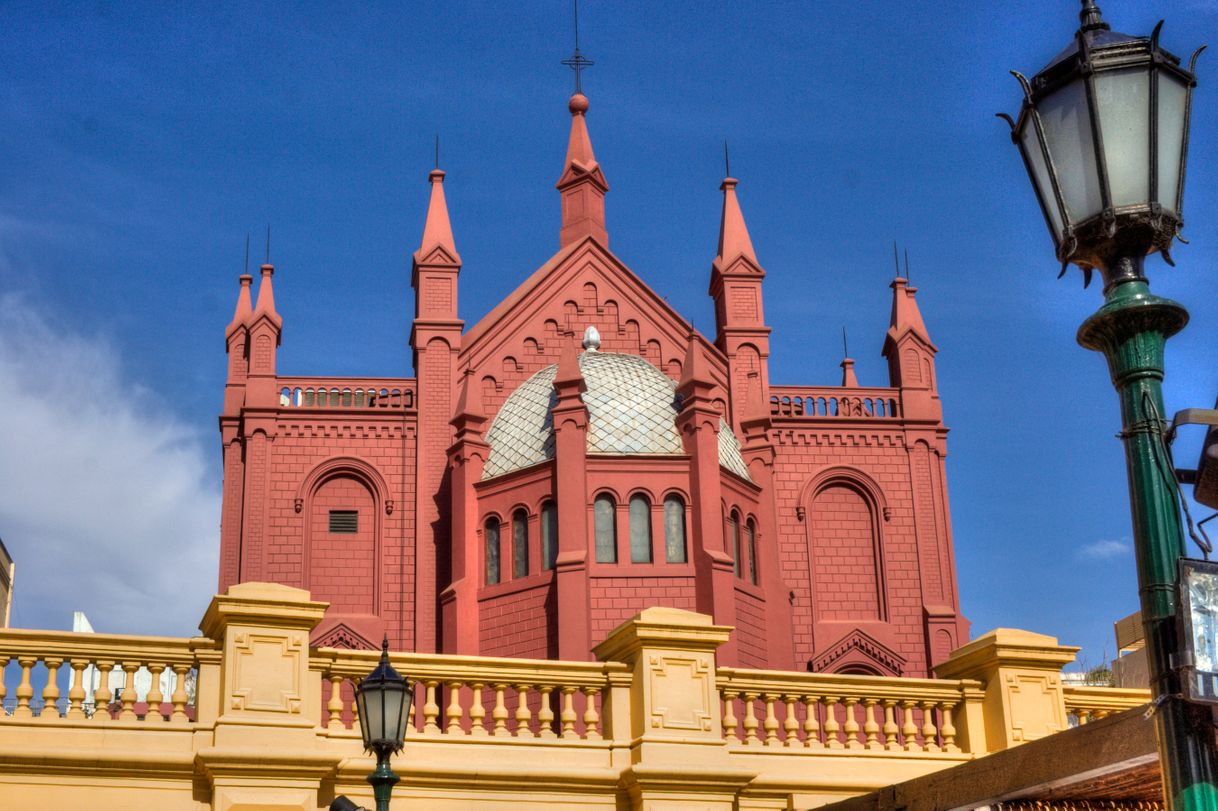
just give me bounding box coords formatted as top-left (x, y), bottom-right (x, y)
top-left (354, 638), bottom-right (413, 811)
top-left (1001, 2), bottom-right (1215, 809)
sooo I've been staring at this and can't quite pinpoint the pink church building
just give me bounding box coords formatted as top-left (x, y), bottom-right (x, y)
top-left (217, 90), bottom-right (968, 676)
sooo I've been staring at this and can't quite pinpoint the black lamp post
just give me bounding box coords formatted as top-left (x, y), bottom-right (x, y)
top-left (1001, 3), bottom-right (1216, 810)
top-left (354, 638), bottom-right (412, 811)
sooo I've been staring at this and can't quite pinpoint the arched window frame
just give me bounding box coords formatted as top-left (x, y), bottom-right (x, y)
top-left (745, 515), bottom-right (758, 585)
top-left (511, 506), bottom-right (530, 578)
top-left (800, 466), bottom-right (891, 622)
top-left (483, 514), bottom-right (502, 586)
top-left (628, 490), bottom-right (653, 564)
top-left (593, 491), bottom-right (618, 564)
top-left (729, 509), bottom-right (742, 578)
top-left (662, 491), bottom-right (688, 564)
top-left (297, 456), bottom-right (389, 614)
top-left (540, 500), bottom-right (558, 571)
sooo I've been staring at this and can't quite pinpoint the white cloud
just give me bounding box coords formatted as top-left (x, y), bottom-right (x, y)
top-left (1077, 538), bottom-right (1130, 562)
top-left (0, 294), bottom-right (218, 636)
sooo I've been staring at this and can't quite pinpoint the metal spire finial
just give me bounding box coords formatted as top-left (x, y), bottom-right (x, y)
top-left (265, 225), bottom-right (271, 265)
top-left (582, 325), bottom-right (601, 351)
top-left (244, 233), bottom-right (250, 274)
top-left (435, 134), bottom-right (440, 170)
top-left (561, 0), bottom-right (594, 94)
top-left (893, 241), bottom-right (900, 279)
top-left (842, 326), bottom-right (849, 359)
top-left (724, 140), bottom-right (731, 178)
top-left (904, 248), bottom-right (910, 282)
top-left (1079, 0), bottom-right (1108, 32)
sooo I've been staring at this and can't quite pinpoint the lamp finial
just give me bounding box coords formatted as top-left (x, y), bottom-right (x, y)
top-left (1079, 0), bottom-right (1109, 33)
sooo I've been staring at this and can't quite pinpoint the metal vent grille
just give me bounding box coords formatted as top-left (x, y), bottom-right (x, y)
top-left (328, 510), bottom-right (358, 534)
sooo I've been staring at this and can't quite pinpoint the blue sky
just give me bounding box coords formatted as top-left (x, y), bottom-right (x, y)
top-left (2, 0), bottom-right (1216, 669)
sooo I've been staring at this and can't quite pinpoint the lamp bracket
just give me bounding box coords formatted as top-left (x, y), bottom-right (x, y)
top-left (1167, 408), bottom-right (1218, 444)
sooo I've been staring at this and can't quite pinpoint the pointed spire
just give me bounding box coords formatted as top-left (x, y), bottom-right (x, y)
top-left (553, 334), bottom-right (585, 389)
top-left (253, 263), bottom-right (281, 324)
top-left (678, 331), bottom-right (713, 398)
top-left (451, 367), bottom-right (487, 431)
top-left (840, 358), bottom-right (859, 387)
top-left (716, 176), bottom-right (757, 266)
top-left (557, 94), bottom-right (609, 248)
top-left (419, 168), bottom-right (459, 262)
top-left (226, 274), bottom-right (253, 338)
top-left (887, 277), bottom-right (931, 345)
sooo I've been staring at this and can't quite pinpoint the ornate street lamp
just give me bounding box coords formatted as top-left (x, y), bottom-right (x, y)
top-left (1001, 3), bottom-right (1216, 810)
top-left (354, 638), bottom-right (412, 811)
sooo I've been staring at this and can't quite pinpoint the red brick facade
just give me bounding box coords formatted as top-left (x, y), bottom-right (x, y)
top-left (217, 93), bottom-right (968, 675)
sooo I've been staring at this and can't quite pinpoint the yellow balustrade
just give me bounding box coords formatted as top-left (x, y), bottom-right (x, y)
top-left (0, 586), bottom-right (1108, 810)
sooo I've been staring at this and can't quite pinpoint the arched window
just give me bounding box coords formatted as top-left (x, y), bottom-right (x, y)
top-left (629, 494), bottom-right (652, 563)
top-left (664, 495), bottom-right (686, 563)
top-left (746, 518), bottom-right (758, 585)
top-left (485, 517), bottom-right (501, 585)
top-left (512, 509), bottom-right (529, 578)
top-left (541, 501), bottom-right (558, 571)
top-left (594, 495), bottom-right (617, 563)
top-left (730, 510), bottom-right (742, 577)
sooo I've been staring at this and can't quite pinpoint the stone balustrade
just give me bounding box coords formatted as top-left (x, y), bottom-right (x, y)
top-left (1063, 684), bottom-right (1150, 726)
top-left (277, 376), bottom-right (416, 410)
top-left (769, 386), bottom-right (901, 420)
top-left (0, 587), bottom-right (1136, 810)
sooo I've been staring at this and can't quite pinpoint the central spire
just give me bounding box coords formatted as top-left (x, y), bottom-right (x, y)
top-left (555, 3), bottom-right (608, 248)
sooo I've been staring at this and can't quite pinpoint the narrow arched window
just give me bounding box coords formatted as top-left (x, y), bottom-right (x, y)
top-left (629, 495), bottom-right (652, 563)
top-left (512, 509), bottom-right (529, 578)
top-left (594, 495), bottom-right (617, 563)
top-left (664, 495), bottom-right (686, 563)
top-left (746, 518), bottom-right (758, 585)
top-left (485, 517), bottom-right (500, 585)
top-left (541, 501), bottom-right (558, 571)
top-left (730, 510), bottom-right (742, 577)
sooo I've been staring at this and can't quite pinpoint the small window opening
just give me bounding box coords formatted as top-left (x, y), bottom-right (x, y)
top-left (329, 510), bottom-right (359, 534)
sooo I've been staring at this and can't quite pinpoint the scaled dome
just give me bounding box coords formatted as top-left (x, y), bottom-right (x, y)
top-left (482, 350), bottom-right (752, 482)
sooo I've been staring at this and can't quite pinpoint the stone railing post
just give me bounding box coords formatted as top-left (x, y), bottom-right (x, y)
top-left (935, 628), bottom-right (1079, 752)
top-left (593, 607), bottom-right (754, 809)
top-left (196, 582), bottom-right (336, 811)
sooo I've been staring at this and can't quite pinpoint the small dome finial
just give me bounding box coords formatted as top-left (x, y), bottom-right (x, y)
top-left (582, 325), bottom-right (601, 351)
top-left (1079, 0), bottom-right (1108, 32)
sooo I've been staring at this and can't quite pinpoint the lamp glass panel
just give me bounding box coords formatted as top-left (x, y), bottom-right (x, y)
top-left (1094, 67), bottom-right (1150, 207)
top-left (1187, 568), bottom-right (1218, 675)
top-left (1156, 71), bottom-right (1188, 214)
top-left (1038, 79), bottom-right (1103, 223)
top-left (363, 684), bottom-right (386, 742)
top-left (395, 684), bottom-right (412, 743)
top-left (383, 683), bottom-right (403, 745)
top-left (1019, 119), bottom-right (1064, 238)
top-left (355, 688), bottom-right (370, 744)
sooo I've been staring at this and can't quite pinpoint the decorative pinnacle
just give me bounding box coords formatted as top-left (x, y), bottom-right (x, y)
top-left (1079, 0), bottom-right (1109, 32)
top-left (561, 0), bottom-right (594, 94)
top-left (582, 325), bottom-right (601, 351)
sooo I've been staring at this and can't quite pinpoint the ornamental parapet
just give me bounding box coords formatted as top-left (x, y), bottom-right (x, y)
top-left (769, 386), bottom-right (902, 421)
top-left (276, 376), bottom-right (416, 411)
top-left (0, 586), bottom-right (1149, 809)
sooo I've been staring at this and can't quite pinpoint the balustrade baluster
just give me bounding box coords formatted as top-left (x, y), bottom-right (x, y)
top-left (423, 680), bottom-right (441, 734)
top-left (721, 691), bottom-right (739, 744)
top-left (763, 694), bottom-right (780, 746)
top-left (170, 664), bottom-right (190, 724)
top-left (882, 699), bottom-right (900, 751)
top-left (39, 658), bottom-right (62, 720)
top-left (560, 687), bottom-right (577, 739)
top-left (939, 701), bottom-right (958, 752)
top-left (901, 700), bottom-right (919, 751)
top-left (469, 682), bottom-right (488, 736)
top-left (514, 684), bottom-right (534, 738)
top-left (842, 696), bottom-right (862, 750)
top-left (802, 695), bottom-right (822, 749)
top-left (0, 655), bottom-right (8, 719)
top-left (118, 663), bottom-right (139, 720)
top-left (921, 701), bottom-right (940, 752)
top-left (742, 692), bottom-right (760, 745)
top-left (146, 664), bottom-right (166, 723)
top-left (538, 686), bottom-right (557, 738)
top-left (327, 673), bottom-right (345, 730)
top-left (783, 696), bottom-right (800, 746)
top-left (492, 684), bottom-right (509, 737)
top-left (445, 682), bottom-right (464, 734)
top-left (863, 698), bottom-right (881, 750)
top-left (582, 686), bottom-right (602, 740)
top-left (93, 660), bottom-right (115, 722)
top-left (822, 696), bottom-right (842, 749)
top-left (14, 657), bottom-right (35, 719)
top-left (66, 659), bottom-right (87, 720)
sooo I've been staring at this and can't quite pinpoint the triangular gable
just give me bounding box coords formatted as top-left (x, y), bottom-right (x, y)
top-left (811, 627), bottom-right (907, 676)
top-left (460, 236), bottom-right (731, 417)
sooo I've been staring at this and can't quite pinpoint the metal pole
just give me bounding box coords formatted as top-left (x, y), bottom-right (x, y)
top-left (1078, 255), bottom-right (1218, 811)
top-left (366, 751), bottom-right (399, 811)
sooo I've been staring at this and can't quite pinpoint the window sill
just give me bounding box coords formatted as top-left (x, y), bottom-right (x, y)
top-left (478, 569), bottom-right (556, 601)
